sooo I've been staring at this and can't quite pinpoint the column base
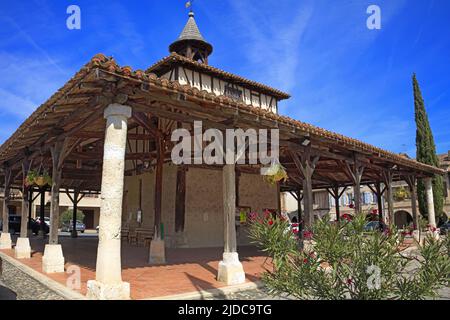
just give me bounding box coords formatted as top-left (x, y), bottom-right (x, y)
top-left (14, 237), bottom-right (31, 259)
top-left (430, 230), bottom-right (440, 240)
top-left (86, 280), bottom-right (130, 300)
top-left (412, 230), bottom-right (422, 245)
top-left (42, 244), bottom-right (65, 273)
top-left (149, 239), bottom-right (166, 264)
top-left (217, 252), bottom-right (246, 285)
top-left (0, 233), bottom-right (12, 250)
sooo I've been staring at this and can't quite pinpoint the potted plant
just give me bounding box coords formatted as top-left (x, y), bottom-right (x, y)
top-left (25, 170), bottom-right (37, 187)
top-left (263, 162), bottom-right (288, 185)
top-left (26, 169), bottom-right (52, 187)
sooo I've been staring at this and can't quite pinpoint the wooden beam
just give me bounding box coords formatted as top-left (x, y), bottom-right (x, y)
top-left (153, 135), bottom-right (164, 239)
top-left (175, 166), bottom-right (186, 233)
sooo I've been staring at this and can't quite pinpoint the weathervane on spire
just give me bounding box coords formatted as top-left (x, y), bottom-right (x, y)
top-left (185, 0), bottom-right (194, 13)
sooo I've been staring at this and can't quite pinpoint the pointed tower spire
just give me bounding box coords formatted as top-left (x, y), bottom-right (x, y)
top-left (169, 11), bottom-right (213, 64)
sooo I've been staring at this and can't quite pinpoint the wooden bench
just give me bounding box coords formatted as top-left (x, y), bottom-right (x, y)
top-left (121, 228), bottom-right (129, 242)
top-left (136, 229), bottom-right (154, 247)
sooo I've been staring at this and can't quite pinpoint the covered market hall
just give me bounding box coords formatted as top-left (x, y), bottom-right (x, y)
top-left (0, 11), bottom-right (445, 299)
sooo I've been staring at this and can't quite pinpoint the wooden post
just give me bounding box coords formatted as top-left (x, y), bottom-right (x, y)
top-left (345, 160), bottom-right (365, 215)
top-left (49, 140), bottom-right (64, 245)
top-left (327, 185), bottom-right (347, 222)
top-left (368, 182), bottom-right (385, 226)
top-left (0, 166), bottom-right (12, 249)
top-left (375, 182), bottom-right (384, 224)
top-left (277, 182), bottom-right (281, 214)
top-left (28, 189), bottom-right (33, 230)
top-left (175, 166), bottom-right (186, 233)
top-left (290, 149), bottom-right (319, 228)
top-left (405, 175), bottom-right (419, 230)
top-left (297, 190), bottom-right (303, 225)
top-left (382, 169), bottom-right (394, 225)
top-left (235, 168), bottom-right (240, 208)
top-left (20, 160), bottom-right (31, 238)
top-left (39, 187), bottom-right (46, 238)
top-left (72, 190), bottom-right (79, 238)
top-left (66, 189), bottom-right (83, 238)
top-left (154, 137), bottom-right (164, 240)
top-left (1, 167), bottom-right (11, 233)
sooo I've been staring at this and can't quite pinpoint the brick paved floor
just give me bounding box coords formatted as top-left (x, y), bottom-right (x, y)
top-left (1, 235), bottom-right (270, 300)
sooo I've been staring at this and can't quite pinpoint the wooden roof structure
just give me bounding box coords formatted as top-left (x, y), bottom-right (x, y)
top-left (0, 54), bottom-right (445, 193)
top-left (147, 53), bottom-right (290, 100)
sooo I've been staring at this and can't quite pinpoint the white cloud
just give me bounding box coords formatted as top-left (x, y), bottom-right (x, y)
top-left (228, 0), bottom-right (314, 93)
top-left (0, 52), bottom-right (69, 143)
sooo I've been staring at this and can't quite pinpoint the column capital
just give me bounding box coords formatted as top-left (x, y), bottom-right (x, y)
top-left (423, 176), bottom-right (433, 184)
top-left (104, 104), bottom-right (132, 120)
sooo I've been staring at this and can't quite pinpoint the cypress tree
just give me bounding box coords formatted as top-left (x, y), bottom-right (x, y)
top-left (413, 73), bottom-right (444, 219)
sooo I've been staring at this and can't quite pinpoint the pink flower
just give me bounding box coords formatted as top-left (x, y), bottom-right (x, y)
top-left (292, 229), bottom-right (299, 234)
top-left (342, 214), bottom-right (352, 222)
top-left (347, 278), bottom-right (353, 285)
top-left (268, 220), bottom-right (274, 226)
top-left (303, 258), bottom-right (308, 264)
top-left (248, 212), bottom-right (258, 221)
top-left (303, 230), bottom-right (313, 240)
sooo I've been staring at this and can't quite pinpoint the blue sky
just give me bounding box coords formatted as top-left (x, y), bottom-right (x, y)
top-left (0, 0), bottom-right (449, 156)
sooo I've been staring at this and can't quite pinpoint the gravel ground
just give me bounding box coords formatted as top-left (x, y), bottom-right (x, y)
top-left (208, 287), bottom-right (293, 300)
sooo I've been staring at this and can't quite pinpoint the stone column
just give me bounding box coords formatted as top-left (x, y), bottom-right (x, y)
top-left (424, 177), bottom-right (436, 228)
top-left (86, 103), bottom-right (131, 300)
top-left (15, 161), bottom-right (32, 259)
top-left (42, 140), bottom-right (65, 273)
top-left (217, 164), bottom-right (245, 285)
top-left (0, 167), bottom-right (12, 250)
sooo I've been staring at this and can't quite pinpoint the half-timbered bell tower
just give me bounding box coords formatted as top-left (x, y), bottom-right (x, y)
top-left (169, 11), bottom-right (213, 64)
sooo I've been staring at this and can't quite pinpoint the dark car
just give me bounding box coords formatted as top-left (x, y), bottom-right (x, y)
top-left (439, 221), bottom-right (450, 235)
top-left (364, 221), bottom-right (387, 232)
top-left (0, 215), bottom-right (49, 235)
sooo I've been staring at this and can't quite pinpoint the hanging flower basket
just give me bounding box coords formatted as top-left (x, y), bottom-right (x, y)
top-left (26, 170), bottom-right (52, 187)
top-left (263, 162), bottom-right (288, 185)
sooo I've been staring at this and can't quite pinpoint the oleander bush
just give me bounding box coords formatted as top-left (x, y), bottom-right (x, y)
top-left (248, 212), bottom-right (450, 300)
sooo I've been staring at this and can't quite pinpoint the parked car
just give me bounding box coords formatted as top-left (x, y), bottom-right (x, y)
top-left (364, 220), bottom-right (387, 232)
top-left (35, 217), bottom-right (50, 227)
top-left (61, 221), bottom-right (86, 233)
top-left (439, 221), bottom-right (449, 235)
top-left (0, 215), bottom-right (49, 235)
